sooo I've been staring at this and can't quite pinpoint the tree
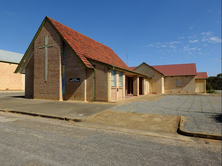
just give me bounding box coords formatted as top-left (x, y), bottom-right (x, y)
top-left (206, 73), bottom-right (222, 90)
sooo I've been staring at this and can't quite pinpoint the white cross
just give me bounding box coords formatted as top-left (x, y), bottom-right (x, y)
top-left (39, 35), bottom-right (54, 82)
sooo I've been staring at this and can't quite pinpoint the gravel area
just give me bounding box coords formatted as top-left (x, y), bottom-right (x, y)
top-left (111, 95), bottom-right (222, 136)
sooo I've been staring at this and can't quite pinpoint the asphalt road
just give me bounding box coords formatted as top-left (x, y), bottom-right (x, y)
top-left (0, 112), bottom-right (221, 166)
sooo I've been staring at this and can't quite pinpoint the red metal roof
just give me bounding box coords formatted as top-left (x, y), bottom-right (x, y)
top-left (196, 72), bottom-right (208, 79)
top-left (47, 17), bottom-right (129, 69)
top-left (152, 63), bottom-right (197, 76)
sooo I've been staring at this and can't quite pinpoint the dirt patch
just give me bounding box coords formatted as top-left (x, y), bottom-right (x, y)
top-left (86, 110), bottom-right (180, 133)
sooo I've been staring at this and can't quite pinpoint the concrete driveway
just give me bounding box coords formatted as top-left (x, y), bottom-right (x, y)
top-left (0, 92), bottom-right (116, 120)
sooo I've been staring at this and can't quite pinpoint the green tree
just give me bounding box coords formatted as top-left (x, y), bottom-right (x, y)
top-left (207, 73), bottom-right (222, 90)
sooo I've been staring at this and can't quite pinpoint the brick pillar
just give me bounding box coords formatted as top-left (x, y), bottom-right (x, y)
top-left (133, 75), bottom-right (139, 96)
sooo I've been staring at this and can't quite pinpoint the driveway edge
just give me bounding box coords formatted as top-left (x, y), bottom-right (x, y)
top-left (0, 109), bottom-right (83, 122)
top-left (178, 116), bottom-right (222, 140)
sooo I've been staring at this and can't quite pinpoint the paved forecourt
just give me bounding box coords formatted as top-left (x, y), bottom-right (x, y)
top-left (111, 94), bottom-right (222, 136)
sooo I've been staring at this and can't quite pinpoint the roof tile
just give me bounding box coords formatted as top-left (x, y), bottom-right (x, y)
top-left (47, 17), bottom-right (128, 69)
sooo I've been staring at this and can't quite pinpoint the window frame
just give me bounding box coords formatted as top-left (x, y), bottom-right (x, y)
top-left (111, 70), bottom-right (116, 87)
top-left (176, 79), bottom-right (182, 87)
top-left (119, 72), bottom-right (123, 87)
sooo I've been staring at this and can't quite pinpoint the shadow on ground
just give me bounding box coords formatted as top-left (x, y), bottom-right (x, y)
top-left (211, 113), bottom-right (222, 123)
top-left (11, 96), bottom-right (25, 98)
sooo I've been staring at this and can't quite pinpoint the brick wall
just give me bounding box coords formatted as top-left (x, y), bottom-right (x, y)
top-left (86, 69), bottom-right (94, 101)
top-left (33, 21), bottom-right (62, 100)
top-left (164, 76), bottom-right (195, 94)
top-left (25, 56), bottom-right (34, 98)
top-left (89, 61), bottom-right (109, 102)
top-left (63, 44), bottom-right (86, 101)
top-left (0, 62), bottom-right (24, 91)
top-left (134, 64), bottom-right (164, 94)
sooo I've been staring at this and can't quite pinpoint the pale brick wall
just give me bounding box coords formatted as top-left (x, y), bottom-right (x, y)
top-left (33, 21), bottom-right (62, 100)
top-left (133, 75), bottom-right (139, 96)
top-left (134, 64), bottom-right (164, 94)
top-left (195, 79), bottom-right (206, 93)
top-left (0, 62), bottom-right (24, 91)
top-left (86, 69), bottom-right (95, 101)
top-left (164, 76), bottom-right (195, 94)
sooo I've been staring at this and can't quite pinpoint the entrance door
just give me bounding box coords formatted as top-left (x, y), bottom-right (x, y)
top-left (152, 82), bottom-right (157, 94)
top-left (127, 77), bottom-right (133, 94)
top-left (139, 77), bottom-right (143, 95)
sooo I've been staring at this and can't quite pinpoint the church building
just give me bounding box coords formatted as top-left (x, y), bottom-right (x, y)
top-left (15, 16), bottom-right (150, 102)
top-left (15, 16), bottom-right (207, 102)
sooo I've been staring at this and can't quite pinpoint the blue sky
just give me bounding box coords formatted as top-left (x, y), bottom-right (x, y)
top-left (0, 0), bottom-right (221, 76)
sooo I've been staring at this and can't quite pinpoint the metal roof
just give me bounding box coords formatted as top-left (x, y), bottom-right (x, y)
top-left (196, 72), bottom-right (208, 79)
top-left (152, 63), bottom-right (197, 76)
top-left (0, 49), bottom-right (23, 64)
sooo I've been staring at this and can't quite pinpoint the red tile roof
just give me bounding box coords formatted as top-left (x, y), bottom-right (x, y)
top-left (152, 63), bottom-right (197, 76)
top-left (47, 17), bottom-right (129, 69)
top-left (128, 66), bottom-right (137, 71)
top-left (196, 72), bottom-right (208, 79)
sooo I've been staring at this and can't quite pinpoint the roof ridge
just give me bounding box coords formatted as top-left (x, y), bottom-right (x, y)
top-left (152, 63), bottom-right (196, 67)
top-left (46, 16), bottom-right (129, 69)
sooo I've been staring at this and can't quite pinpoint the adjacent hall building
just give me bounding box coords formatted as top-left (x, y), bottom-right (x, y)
top-left (15, 16), bottom-right (207, 102)
top-left (130, 62), bottom-right (208, 94)
top-left (0, 49), bottom-right (24, 91)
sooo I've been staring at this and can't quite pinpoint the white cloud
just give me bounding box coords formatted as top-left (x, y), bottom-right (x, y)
top-left (189, 39), bottom-right (198, 43)
top-left (178, 36), bottom-right (184, 40)
top-left (184, 46), bottom-right (197, 52)
top-left (201, 38), bottom-right (209, 42)
top-left (189, 26), bottom-right (193, 30)
top-left (161, 45), bottom-right (167, 47)
top-left (209, 37), bottom-right (222, 43)
top-left (146, 44), bottom-right (154, 47)
top-left (201, 31), bottom-right (212, 36)
top-left (168, 41), bottom-right (180, 44)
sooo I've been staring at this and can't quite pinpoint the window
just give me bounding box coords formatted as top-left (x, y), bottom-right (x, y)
top-left (176, 79), bottom-right (182, 87)
top-left (119, 72), bottom-right (123, 87)
top-left (111, 70), bottom-right (116, 87)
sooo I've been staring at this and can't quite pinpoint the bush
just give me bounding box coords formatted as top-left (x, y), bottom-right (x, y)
top-left (206, 89), bottom-right (220, 94)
